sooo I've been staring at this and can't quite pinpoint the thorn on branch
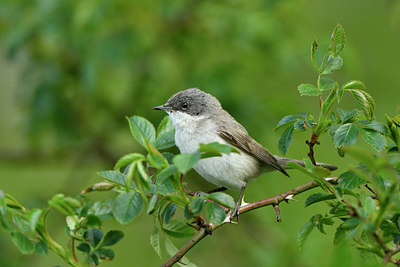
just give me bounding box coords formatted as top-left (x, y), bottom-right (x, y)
top-left (272, 202), bottom-right (282, 222)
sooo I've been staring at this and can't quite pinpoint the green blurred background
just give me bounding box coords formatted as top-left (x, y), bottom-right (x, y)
top-left (1, 0), bottom-right (400, 266)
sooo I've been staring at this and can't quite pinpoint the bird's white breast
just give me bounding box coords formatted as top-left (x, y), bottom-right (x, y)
top-left (168, 111), bottom-right (260, 190)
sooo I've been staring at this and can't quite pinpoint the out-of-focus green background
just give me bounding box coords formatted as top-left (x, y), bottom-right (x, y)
top-left (1, 0), bottom-right (399, 266)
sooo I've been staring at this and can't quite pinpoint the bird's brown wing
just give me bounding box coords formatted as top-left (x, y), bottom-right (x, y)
top-left (217, 118), bottom-right (289, 177)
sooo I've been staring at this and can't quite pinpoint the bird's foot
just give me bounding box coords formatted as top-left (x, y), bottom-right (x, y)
top-left (229, 201), bottom-right (241, 222)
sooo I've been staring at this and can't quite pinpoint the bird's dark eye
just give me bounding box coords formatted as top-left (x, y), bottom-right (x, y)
top-left (181, 102), bottom-right (189, 110)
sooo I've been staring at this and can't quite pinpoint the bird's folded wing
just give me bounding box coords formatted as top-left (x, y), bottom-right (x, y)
top-left (217, 122), bottom-right (289, 177)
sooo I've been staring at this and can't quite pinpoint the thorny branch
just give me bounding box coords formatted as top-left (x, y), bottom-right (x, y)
top-left (306, 133), bottom-right (320, 165)
top-left (161, 177), bottom-right (339, 267)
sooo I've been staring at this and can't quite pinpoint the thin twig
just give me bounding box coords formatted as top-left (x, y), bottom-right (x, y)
top-left (272, 202), bottom-right (282, 222)
top-left (306, 133), bottom-right (320, 165)
top-left (161, 177), bottom-right (338, 267)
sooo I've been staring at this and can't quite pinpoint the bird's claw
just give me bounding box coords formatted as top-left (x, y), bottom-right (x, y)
top-left (229, 202), bottom-right (241, 222)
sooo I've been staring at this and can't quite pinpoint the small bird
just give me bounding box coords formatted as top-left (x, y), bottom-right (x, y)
top-left (153, 88), bottom-right (337, 219)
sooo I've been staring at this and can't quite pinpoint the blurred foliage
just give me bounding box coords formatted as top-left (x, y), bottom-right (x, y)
top-left (1, 0), bottom-right (400, 266)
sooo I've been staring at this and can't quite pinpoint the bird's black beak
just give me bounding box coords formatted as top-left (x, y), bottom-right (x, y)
top-left (152, 104), bottom-right (171, 111)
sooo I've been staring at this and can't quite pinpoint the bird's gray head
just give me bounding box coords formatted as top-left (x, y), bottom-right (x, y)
top-left (153, 88), bottom-right (221, 117)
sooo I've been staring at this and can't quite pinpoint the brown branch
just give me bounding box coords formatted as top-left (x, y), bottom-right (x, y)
top-left (306, 133), bottom-right (320, 165)
top-left (161, 177), bottom-right (338, 267)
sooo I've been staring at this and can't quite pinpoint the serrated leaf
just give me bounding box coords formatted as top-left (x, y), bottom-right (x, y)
top-left (294, 120), bottom-right (306, 131)
top-left (113, 192), bottom-right (143, 224)
top-left (95, 248), bottom-right (115, 260)
top-left (342, 80), bottom-right (366, 90)
top-left (338, 171), bottom-right (366, 189)
top-left (356, 120), bottom-right (387, 135)
top-left (298, 83), bottom-right (321, 96)
top-left (278, 124), bottom-right (294, 155)
top-left (199, 142), bottom-right (239, 158)
top-left (337, 108), bottom-right (358, 123)
top-left (322, 55), bottom-right (343, 74)
top-left (320, 77), bottom-right (335, 91)
top-left (98, 170), bottom-right (132, 187)
top-left (35, 241), bottom-right (48, 256)
top-left (329, 24), bottom-right (345, 56)
top-left (173, 152), bottom-right (201, 174)
top-left (162, 220), bottom-right (194, 238)
top-left (346, 89), bottom-right (375, 120)
top-left (360, 192), bottom-right (376, 216)
top-left (311, 38), bottom-right (319, 71)
top-left (274, 115), bottom-right (298, 131)
top-left (150, 227), bottom-right (163, 258)
top-left (77, 243), bottom-right (91, 252)
top-left (27, 209), bottom-right (42, 231)
top-left (360, 128), bottom-right (386, 151)
top-left (333, 123), bottom-right (359, 148)
top-left (114, 153), bottom-right (145, 170)
top-left (189, 197), bottom-right (205, 216)
top-left (162, 203), bottom-right (177, 224)
top-left (207, 192), bottom-right (235, 209)
top-left (11, 232), bottom-right (35, 254)
top-left (154, 116), bottom-right (175, 149)
top-left (85, 228), bottom-right (103, 248)
top-left (205, 202), bottom-right (226, 225)
top-left (102, 230), bottom-right (124, 247)
top-left (145, 139), bottom-right (168, 169)
top-left (393, 115), bottom-right (400, 127)
top-left (297, 220), bottom-right (315, 250)
top-left (305, 193), bottom-right (336, 207)
top-left (147, 195), bottom-right (158, 214)
top-left (333, 226), bottom-right (347, 244)
top-left (127, 115), bottom-right (156, 148)
top-left (155, 165), bottom-right (178, 184)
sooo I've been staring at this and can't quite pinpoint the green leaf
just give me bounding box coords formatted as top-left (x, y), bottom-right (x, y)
top-left (346, 89), bottom-right (375, 120)
top-left (205, 202), bottom-right (226, 225)
top-left (0, 190), bottom-right (6, 216)
top-left (305, 193), bottom-right (335, 207)
top-left (13, 215), bottom-right (31, 233)
top-left (162, 203), bottom-right (177, 224)
top-left (85, 228), bottom-right (103, 248)
top-left (156, 165), bottom-right (178, 184)
top-left (127, 115), bottom-right (156, 148)
top-left (329, 24), bottom-right (345, 56)
top-left (338, 171), bottom-right (366, 189)
top-left (360, 128), bottom-right (386, 151)
top-left (294, 120), bottom-right (306, 131)
top-left (102, 230), bottom-right (124, 247)
top-left (113, 192), bottom-right (143, 224)
top-left (77, 243), bottom-right (91, 253)
top-left (114, 153), bottom-right (145, 170)
top-left (98, 170), bottom-right (133, 187)
top-left (150, 227), bottom-right (163, 258)
top-left (322, 55), bottom-right (343, 74)
top-left (278, 124), bottom-right (294, 155)
top-left (145, 139), bottom-right (168, 169)
top-left (27, 209), bottom-right (42, 231)
top-left (162, 220), bottom-right (194, 238)
top-left (95, 248), bottom-right (115, 260)
top-left (35, 241), bottom-right (48, 256)
top-left (357, 120), bottom-right (387, 135)
top-left (199, 142), bottom-right (239, 158)
top-left (154, 116), bottom-right (175, 149)
top-left (333, 123), bottom-right (359, 148)
top-left (297, 83), bottom-right (321, 96)
top-left (311, 38), bottom-right (319, 71)
top-left (333, 226), bottom-right (347, 244)
top-left (360, 192), bottom-right (376, 216)
top-left (337, 108), bottom-right (358, 123)
top-left (274, 115), bottom-right (298, 131)
top-left (297, 220), bottom-right (315, 250)
top-left (207, 192), bottom-right (235, 209)
top-left (11, 232), bottom-right (35, 254)
top-left (164, 237), bottom-right (196, 267)
top-left (147, 195), bottom-right (158, 214)
top-left (88, 253), bottom-right (99, 265)
top-left (342, 80), bottom-right (366, 90)
top-left (320, 77), bottom-right (335, 91)
top-left (189, 197), bottom-right (205, 216)
top-left (173, 152), bottom-right (201, 174)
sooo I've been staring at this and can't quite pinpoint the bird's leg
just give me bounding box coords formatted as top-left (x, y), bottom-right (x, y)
top-left (207, 187), bottom-right (227, 194)
top-left (230, 183), bottom-right (247, 222)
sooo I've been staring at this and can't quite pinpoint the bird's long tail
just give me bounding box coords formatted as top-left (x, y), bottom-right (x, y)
top-left (274, 156), bottom-right (338, 171)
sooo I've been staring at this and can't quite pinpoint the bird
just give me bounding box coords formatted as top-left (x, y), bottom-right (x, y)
top-left (153, 88), bottom-right (337, 219)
